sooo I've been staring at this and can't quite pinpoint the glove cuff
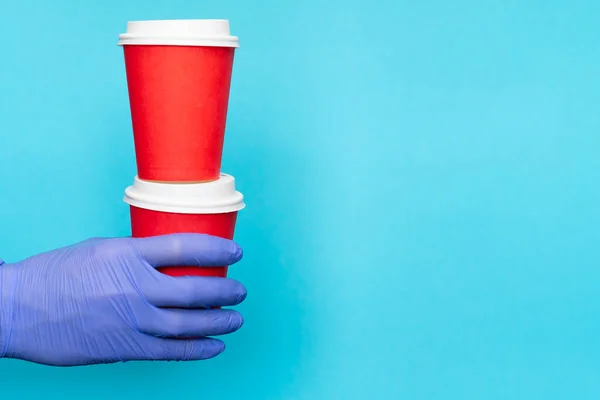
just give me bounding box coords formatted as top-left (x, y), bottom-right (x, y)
top-left (0, 263), bottom-right (15, 359)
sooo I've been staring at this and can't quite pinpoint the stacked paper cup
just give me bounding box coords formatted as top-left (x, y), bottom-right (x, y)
top-left (118, 20), bottom-right (244, 278)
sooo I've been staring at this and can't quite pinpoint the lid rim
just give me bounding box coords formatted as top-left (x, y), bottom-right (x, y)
top-left (118, 39), bottom-right (240, 48)
top-left (124, 188), bottom-right (244, 207)
top-left (123, 174), bottom-right (245, 214)
top-left (124, 196), bottom-right (246, 215)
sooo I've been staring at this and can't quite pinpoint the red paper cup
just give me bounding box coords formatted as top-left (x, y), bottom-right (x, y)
top-left (123, 173), bottom-right (245, 277)
top-left (118, 20), bottom-right (240, 182)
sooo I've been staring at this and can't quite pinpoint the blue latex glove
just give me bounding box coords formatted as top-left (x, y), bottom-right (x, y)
top-left (0, 234), bottom-right (247, 366)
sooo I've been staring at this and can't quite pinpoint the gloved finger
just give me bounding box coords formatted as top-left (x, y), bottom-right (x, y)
top-left (132, 233), bottom-right (243, 268)
top-left (144, 276), bottom-right (247, 308)
top-left (132, 337), bottom-right (226, 361)
top-left (139, 308), bottom-right (244, 338)
top-left (70, 237), bottom-right (107, 248)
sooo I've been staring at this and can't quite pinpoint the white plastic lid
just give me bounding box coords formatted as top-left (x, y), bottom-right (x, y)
top-left (123, 174), bottom-right (245, 214)
top-left (118, 19), bottom-right (239, 47)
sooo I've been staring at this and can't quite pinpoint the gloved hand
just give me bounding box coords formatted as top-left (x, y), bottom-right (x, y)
top-left (0, 234), bottom-right (247, 366)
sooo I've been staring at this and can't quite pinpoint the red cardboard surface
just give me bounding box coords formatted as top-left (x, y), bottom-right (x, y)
top-left (124, 45), bottom-right (235, 182)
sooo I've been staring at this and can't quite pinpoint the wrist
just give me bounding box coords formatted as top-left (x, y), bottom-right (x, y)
top-left (0, 261), bottom-right (15, 359)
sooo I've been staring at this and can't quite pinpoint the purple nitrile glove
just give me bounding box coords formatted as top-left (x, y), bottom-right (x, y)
top-left (0, 234), bottom-right (247, 366)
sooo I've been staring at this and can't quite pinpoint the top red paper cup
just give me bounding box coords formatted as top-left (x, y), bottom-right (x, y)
top-left (119, 20), bottom-right (240, 182)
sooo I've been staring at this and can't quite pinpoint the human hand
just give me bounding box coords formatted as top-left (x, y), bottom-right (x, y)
top-left (0, 234), bottom-right (246, 366)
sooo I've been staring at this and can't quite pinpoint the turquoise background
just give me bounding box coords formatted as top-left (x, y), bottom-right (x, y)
top-left (1, 0), bottom-right (599, 398)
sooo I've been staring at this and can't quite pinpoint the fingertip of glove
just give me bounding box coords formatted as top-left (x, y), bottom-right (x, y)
top-left (215, 340), bottom-right (226, 356)
top-left (235, 285), bottom-right (248, 305)
top-left (229, 243), bottom-right (243, 264)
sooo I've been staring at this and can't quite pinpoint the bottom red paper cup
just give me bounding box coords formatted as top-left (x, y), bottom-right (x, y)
top-left (123, 173), bottom-right (245, 278)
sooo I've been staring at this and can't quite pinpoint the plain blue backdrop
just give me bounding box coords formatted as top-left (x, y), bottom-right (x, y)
top-left (1, 0), bottom-right (599, 398)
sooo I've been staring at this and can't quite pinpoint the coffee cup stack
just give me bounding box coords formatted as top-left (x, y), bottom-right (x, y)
top-left (118, 20), bottom-right (244, 278)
